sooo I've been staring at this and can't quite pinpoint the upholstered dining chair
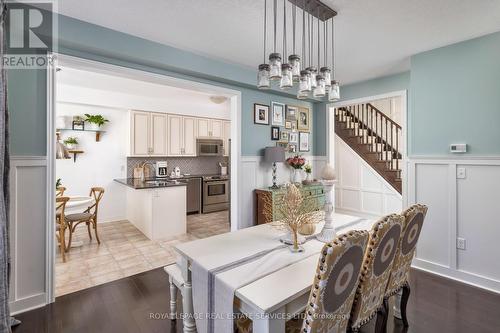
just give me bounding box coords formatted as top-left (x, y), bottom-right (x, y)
top-left (383, 204), bottom-right (428, 328)
top-left (348, 214), bottom-right (404, 332)
top-left (235, 230), bottom-right (370, 333)
top-left (56, 196), bottom-right (70, 262)
top-left (65, 187), bottom-right (104, 248)
top-left (56, 186), bottom-right (66, 197)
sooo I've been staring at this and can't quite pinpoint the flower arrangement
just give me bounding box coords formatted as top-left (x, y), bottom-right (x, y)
top-left (286, 155), bottom-right (306, 169)
top-left (262, 184), bottom-right (323, 252)
top-left (304, 164), bottom-right (312, 174)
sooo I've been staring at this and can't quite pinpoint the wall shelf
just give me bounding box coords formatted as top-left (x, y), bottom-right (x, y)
top-left (56, 128), bottom-right (105, 142)
top-left (67, 150), bottom-right (84, 162)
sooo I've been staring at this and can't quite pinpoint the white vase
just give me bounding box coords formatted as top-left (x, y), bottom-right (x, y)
top-left (293, 169), bottom-right (302, 184)
top-left (86, 123), bottom-right (101, 131)
top-left (306, 173), bottom-right (312, 182)
top-left (65, 143), bottom-right (77, 150)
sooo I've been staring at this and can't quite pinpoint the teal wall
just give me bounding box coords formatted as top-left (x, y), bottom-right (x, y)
top-left (8, 14), bottom-right (324, 157)
top-left (338, 72), bottom-right (410, 102)
top-left (410, 31), bottom-right (500, 155)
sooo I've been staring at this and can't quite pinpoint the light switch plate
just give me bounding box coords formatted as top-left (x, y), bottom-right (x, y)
top-left (457, 167), bottom-right (466, 179)
top-left (450, 143), bottom-right (467, 153)
top-left (457, 237), bottom-right (466, 250)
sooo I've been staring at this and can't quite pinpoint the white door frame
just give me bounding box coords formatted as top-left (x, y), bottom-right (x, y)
top-left (46, 53), bottom-right (242, 303)
top-left (326, 90), bottom-right (408, 207)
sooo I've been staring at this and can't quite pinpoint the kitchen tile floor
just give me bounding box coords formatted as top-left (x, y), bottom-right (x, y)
top-left (55, 210), bottom-right (230, 297)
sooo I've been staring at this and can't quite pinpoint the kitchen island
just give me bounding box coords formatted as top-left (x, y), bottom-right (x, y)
top-left (115, 178), bottom-right (187, 240)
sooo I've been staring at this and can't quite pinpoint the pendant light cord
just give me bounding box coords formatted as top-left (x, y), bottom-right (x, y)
top-left (283, 0), bottom-right (287, 59)
top-left (292, 1), bottom-right (296, 55)
top-left (317, 8), bottom-right (320, 70)
top-left (331, 18), bottom-right (335, 78)
top-left (263, 0), bottom-right (267, 63)
top-left (273, 0), bottom-right (277, 53)
top-left (302, 0), bottom-right (305, 63)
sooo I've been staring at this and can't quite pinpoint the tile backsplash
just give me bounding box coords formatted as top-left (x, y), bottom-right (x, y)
top-left (127, 156), bottom-right (228, 178)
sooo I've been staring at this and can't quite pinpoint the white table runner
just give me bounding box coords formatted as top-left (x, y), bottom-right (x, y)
top-left (183, 214), bottom-right (366, 333)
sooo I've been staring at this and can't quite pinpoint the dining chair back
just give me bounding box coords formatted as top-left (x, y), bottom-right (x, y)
top-left (300, 230), bottom-right (369, 333)
top-left (348, 214), bottom-right (403, 331)
top-left (56, 186), bottom-right (66, 197)
top-left (384, 204), bottom-right (428, 327)
top-left (56, 196), bottom-right (70, 262)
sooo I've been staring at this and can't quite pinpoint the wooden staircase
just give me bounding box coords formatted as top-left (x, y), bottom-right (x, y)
top-left (335, 103), bottom-right (402, 194)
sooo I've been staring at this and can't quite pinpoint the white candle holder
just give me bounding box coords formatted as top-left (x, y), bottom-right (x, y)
top-left (316, 179), bottom-right (337, 243)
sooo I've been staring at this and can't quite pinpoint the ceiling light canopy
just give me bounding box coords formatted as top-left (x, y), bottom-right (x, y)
top-left (257, 0), bottom-right (340, 101)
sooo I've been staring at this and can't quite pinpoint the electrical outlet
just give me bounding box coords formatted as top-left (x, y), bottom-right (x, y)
top-left (457, 167), bottom-right (466, 179)
top-left (457, 237), bottom-right (466, 250)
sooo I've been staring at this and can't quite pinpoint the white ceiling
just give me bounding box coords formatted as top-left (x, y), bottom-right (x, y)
top-left (57, 0), bottom-right (500, 85)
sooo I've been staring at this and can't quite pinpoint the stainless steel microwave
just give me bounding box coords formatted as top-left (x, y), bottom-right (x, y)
top-left (196, 139), bottom-right (224, 156)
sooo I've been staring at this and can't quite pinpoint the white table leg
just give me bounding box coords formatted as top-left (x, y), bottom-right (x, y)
top-left (182, 276), bottom-right (197, 333)
top-left (169, 276), bottom-right (178, 320)
top-left (252, 307), bottom-right (286, 333)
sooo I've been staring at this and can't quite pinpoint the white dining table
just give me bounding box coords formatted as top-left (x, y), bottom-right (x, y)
top-left (173, 213), bottom-right (376, 333)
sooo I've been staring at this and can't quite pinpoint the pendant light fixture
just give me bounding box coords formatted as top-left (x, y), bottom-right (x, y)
top-left (328, 18), bottom-right (340, 101)
top-left (257, 0), bottom-right (270, 89)
top-left (257, 0), bottom-right (338, 99)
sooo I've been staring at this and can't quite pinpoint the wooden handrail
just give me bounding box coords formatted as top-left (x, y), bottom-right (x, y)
top-left (366, 103), bottom-right (401, 130)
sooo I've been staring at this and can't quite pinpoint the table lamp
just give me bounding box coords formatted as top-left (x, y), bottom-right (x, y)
top-left (264, 146), bottom-right (285, 189)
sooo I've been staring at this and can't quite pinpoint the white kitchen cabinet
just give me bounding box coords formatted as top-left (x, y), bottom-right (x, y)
top-left (151, 113), bottom-right (167, 156)
top-left (196, 118), bottom-right (224, 138)
top-left (168, 115), bottom-right (197, 156)
top-left (130, 111), bottom-right (150, 156)
top-left (223, 121), bottom-right (231, 156)
top-left (167, 114), bottom-right (183, 156)
top-left (211, 119), bottom-right (223, 138)
top-left (197, 118), bottom-right (210, 137)
top-left (183, 116), bottom-right (197, 156)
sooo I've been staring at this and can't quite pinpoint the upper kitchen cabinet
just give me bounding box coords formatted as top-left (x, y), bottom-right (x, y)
top-left (129, 110), bottom-right (167, 156)
top-left (223, 121), bottom-right (231, 156)
top-left (167, 115), bottom-right (197, 157)
top-left (196, 118), bottom-right (223, 138)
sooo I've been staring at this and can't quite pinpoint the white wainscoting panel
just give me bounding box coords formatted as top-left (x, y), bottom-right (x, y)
top-left (409, 158), bottom-right (500, 294)
top-left (240, 156), bottom-right (327, 227)
top-left (334, 135), bottom-right (402, 219)
top-left (9, 157), bottom-right (48, 314)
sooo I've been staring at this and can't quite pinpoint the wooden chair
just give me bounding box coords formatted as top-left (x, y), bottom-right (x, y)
top-left (65, 187), bottom-right (104, 248)
top-left (235, 230), bottom-right (370, 333)
top-left (56, 196), bottom-right (70, 262)
top-left (383, 204), bottom-right (428, 328)
top-left (348, 214), bottom-right (403, 332)
top-left (56, 186), bottom-right (66, 197)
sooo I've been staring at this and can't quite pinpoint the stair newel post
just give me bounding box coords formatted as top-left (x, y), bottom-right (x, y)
top-left (396, 127), bottom-right (399, 171)
top-left (390, 122), bottom-right (393, 170)
top-left (385, 118), bottom-right (389, 161)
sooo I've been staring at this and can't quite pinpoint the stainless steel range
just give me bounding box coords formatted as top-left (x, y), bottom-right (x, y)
top-left (202, 175), bottom-right (229, 213)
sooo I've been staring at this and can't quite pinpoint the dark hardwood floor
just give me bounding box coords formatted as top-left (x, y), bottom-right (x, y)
top-left (12, 268), bottom-right (500, 333)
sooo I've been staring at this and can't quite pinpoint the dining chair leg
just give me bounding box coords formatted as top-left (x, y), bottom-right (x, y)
top-left (93, 219), bottom-right (101, 244)
top-left (375, 299), bottom-right (388, 333)
top-left (400, 284), bottom-right (411, 327)
top-left (87, 222), bottom-right (93, 241)
top-left (67, 223), bottom-right (74, 250)
top-left (59, 227), bottom-right (66, 263)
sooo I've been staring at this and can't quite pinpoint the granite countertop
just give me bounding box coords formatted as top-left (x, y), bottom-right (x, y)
top-left (114, 178), bottom-right (188, 189)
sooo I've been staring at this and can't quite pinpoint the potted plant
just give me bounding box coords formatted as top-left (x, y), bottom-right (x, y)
top-left (63, 136), bottom-right (79, 150)
top-left (286, 155), bottom-right (306, 184)
top-left (84, 114), bottom-right (109, 131)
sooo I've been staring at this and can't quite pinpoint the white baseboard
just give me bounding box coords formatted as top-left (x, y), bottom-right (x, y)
top-left (412, 258), bottom-right (500, 295)
top-left (10, 293), bottom-right (46, 315)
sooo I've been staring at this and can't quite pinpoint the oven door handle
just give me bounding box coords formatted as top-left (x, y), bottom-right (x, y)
top-left (204, 181), bottom-right (228, 185)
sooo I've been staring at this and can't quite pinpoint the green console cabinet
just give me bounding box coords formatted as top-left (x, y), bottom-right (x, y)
top-left (255, 184), bottom-right (325, 225)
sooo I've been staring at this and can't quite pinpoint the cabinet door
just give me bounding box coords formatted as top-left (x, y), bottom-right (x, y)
top-left (151, 113), bottom-right (167, 155)
top-left (167, 115), bottom-right (183, 156)
top-left (130, 111), bottom-right (150, 156)
top-left (223, 121), bottom-right (231, 156)
top-left (197, 118), bottom-right (210, 137)
top-left (183, 117), bottom-right (197, 156)
top-left (211, 119), bottom-right (223, 138)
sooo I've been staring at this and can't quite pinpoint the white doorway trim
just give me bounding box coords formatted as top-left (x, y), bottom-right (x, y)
top-left (47, 53), bottom-right (242, 303)
top-left (329, 90), bottom-right (408, 208)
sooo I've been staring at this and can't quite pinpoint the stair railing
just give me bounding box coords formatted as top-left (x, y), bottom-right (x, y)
top-left (336, 103), bottom-right (402, 172)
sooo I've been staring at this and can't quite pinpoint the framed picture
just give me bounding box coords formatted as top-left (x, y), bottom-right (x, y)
top-left (280, 130), bottom-right (289, 142)
top-left (271, 126), bottom-right (280, 140)
top-left (289, 132), bottom-right (298, 144)
top-left (288, 144), bottom-right (297, 153)
top-left (291, 120), bottom-right (298, 131)
top-left (286, 105), bottom-right (298, 121)
top-left (254, 103), bottom-right (270, 125)
top-left (276, 141), bottom-right (288, 149)
top-left (299, 132), bottom-right (310, 152)
top-left (285, 121), bottom-right (292, 129)
top-left (271, 102), bottom-right (285, 126)
top-left (298, 107), bottom-right (310, 131)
